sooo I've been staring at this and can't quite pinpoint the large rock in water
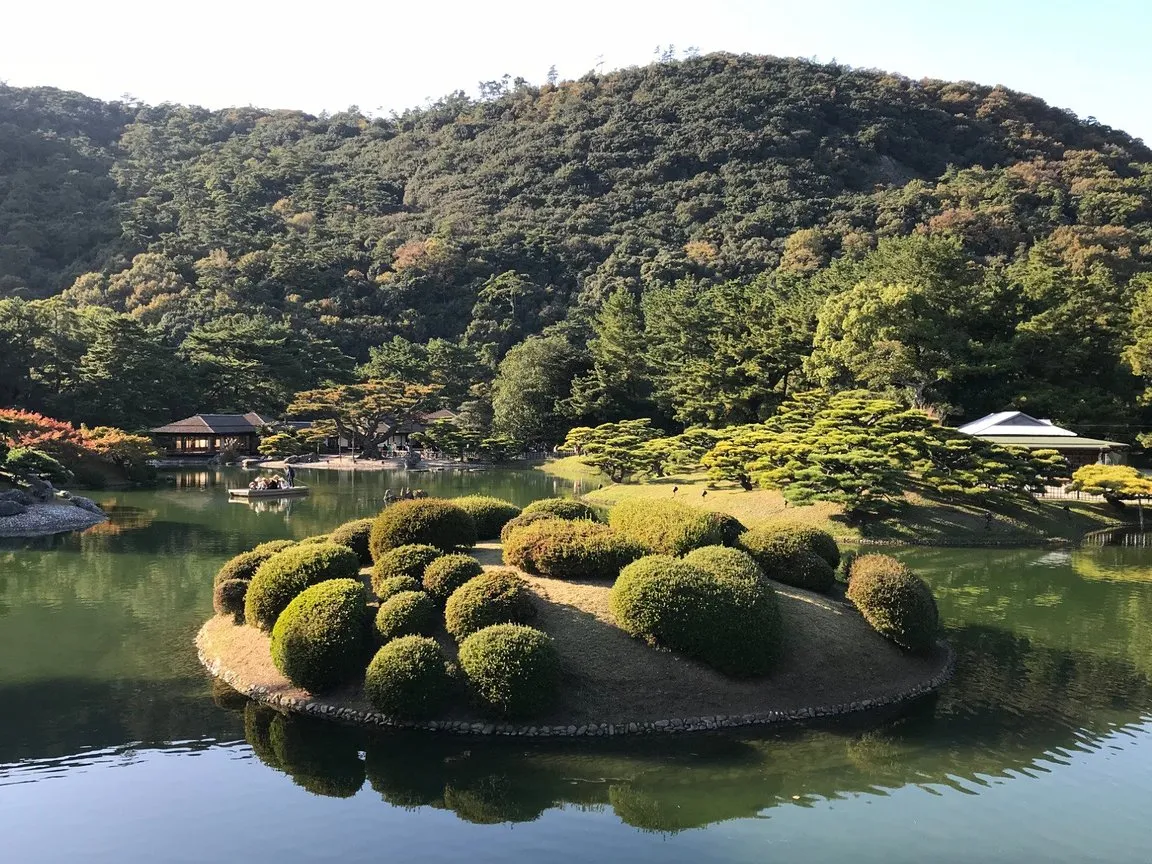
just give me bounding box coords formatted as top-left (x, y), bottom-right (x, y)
top-left (0, 500), bottom-right (28, 517)
top-left (68, 495), bottom-right (105, 515)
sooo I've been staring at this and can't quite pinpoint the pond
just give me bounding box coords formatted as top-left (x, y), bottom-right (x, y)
top-left (1, 467), bottom-right (1150, 863)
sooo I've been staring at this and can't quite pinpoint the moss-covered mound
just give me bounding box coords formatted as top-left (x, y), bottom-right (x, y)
top-left (445, 569), bottom-right (536, 641)
top-left (453, 496), bottom-right (522, 541)
top-left (213, 540), bottom-right (295, 587)
top-left (610, 555), bottom-right (780, 677)
top-left (846, 554), bottom-right (940, 653)
top-left (739, 525), bottom-right (837, 593)
top-left (371, 544), bottom-right (444, 597)
top-left (269, 578), bottom-right (370, 693)
top-left (521, 498), bottom-right (599, 521)
top-left (458, 624), bottom-right (560, 717)
top-left (503, 519), bottom-right (643, 581)
top-left (374, 590), bottom-right (439, 642)
top-left (364, 635), bottom-right (453, 719)
top-left (245, 542), bottom-right (361, 631)
top-left (608, 498), bottom-right (727, 556)
top-left (369, 498), bottom-right (477, 558)
top-left (328, 518), bottom-right (375, 566)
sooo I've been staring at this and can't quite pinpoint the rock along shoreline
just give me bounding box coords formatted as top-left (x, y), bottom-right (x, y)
top-left (0, 501), bottom-right (107, 538)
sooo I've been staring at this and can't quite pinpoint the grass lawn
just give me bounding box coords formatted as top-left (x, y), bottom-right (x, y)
top-left (534, 455), bottom-right (610, 484)
top-left (582, 472), bottom-right (1128, 544)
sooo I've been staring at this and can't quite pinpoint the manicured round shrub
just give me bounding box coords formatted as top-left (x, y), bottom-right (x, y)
top-left (445, 569), bottom-right (536, 641)
top-left (374, 574), bottom-right (422, 602)
top-left (213, 578), bottom-right (249, 622)
top-left (270, 578), bottom-right (371, 693)
top-left (213, 540), bottom-right (295, 586)
top-left (457, 624), bottom-right (560, 717)
top-left (745, 522), bottom-right (840, 568)
top-left (329, 518), bottom-right (374, 566)
top-left (453, 496), bottom-right (522, 540)
top-left (520, 497), bottom-right (599, 521)
top-left (846, 557), bottom-right (940, 653)
top-left (682, 545), bottom-right (764, 585)
top-left (369, 498), bottom-right (477, 559)
top-left (848, 553), bottom-right (907, 582)
top-left (499, 510), bottom-right (562, 543)
top-left (297, 534), bottom-right (332, 545)
top-left (739, 527), bottom-right (837, 593)
top-left (374, 590), bottom-right (439, 642)
top-left (502, 519), bottom-right (643, 581)
top-left (364, 635), bottom-right (453, 719)
top-left (608, 498), bottom-right (726, 556)
top-left (610, 555), bottom-right (780, 677)
top-left (245, 542), bottom-right (361, 630)
top-left (423, 554), bottom-right (484, 602)
top-left (370, 544), bottom-right (443, 597)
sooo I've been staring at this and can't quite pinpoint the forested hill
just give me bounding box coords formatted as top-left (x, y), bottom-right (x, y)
top-left (4, 53), bottom-right (1152, 440)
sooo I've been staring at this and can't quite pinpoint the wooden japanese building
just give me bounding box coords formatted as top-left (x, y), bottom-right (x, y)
top-left (150, 413), bottom-right (270, 457)
top-left (956, 411), bottom-right (1128, 468)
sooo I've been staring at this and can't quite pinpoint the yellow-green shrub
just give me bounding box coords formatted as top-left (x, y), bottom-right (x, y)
top-left (244, 542), bottom-right (361, 630)
top-left (374, 574), bottom-right (422, 602)
top-left (453, 496), bottom-right (521, 540)
top-left (445, 569), bottom-right (536, 641)
top-left (370, 544), bottom-right (443, 597)
top-left (457, 624), bottom-right (559, 717)
top-left (846, 555), bottom-right (940, 652)
top-left (739, 526), bottom-right (837, 593)
top-left (521, 497), bottom-right (598, 521)
top-left (499, 510), bottom-right (562, 543)
top-left (608, 498), bottom-right (726, 556)
top-left (364, 635), bottom-right (453, 719)
top-left (681, 545), bottom-right (763, 585)
top-left (374, 590), bottom-right (439, 642)
top-left (422, 554), bottom-right (484, 602)
top-left (213, 540), bottom-right (294, 586)
top-left (269, 578), bottom-right (370, 692)
top-left (502, 519), bottom-right (642, 581)
top-left (329, 518), bottom-right (374, 566)
top-left (369, 498), bottom-right (477, 559)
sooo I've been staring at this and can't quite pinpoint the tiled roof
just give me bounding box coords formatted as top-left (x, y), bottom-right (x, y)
top-left (978, 435), bottom-right (1128, 450)
top-left (151, 413), bottom-right (267, 434)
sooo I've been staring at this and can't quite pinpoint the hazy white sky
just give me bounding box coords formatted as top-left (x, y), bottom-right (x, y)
top-left (4, 0), bottom-right (1148, 141)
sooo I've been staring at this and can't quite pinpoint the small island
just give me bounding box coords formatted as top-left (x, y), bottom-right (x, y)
top-left (198, 495), bottom-right (952, 736)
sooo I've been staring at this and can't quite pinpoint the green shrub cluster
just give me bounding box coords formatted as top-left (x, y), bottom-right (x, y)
top-left (328, 518), bottom-right (375, 566)
top-left (453, 496), bottom-right (522, 540)
top-left (846, 554), bottom-right (940, 652)
top-left (269, 578), bottom-right (370, 693)
top-left (297, 534), bottom-right (332, 545)
top-left (610, 555), bottom-right (780, 676)
top-left (445, 569), bottom-right (536, 641)
top-left (739, 524), bottom-right (838, 593)
top-left (374, 590), bottom-right (438, 642)
top-left (499, 510), bottom-right (562, 543)
top-left (457, 624), bottom-right (560, 717)
top-left (682, 545), bottom-right (763, 585)
top-left (6, 447), bottom-right (73, 483)
top-left (608, 498), bottom-right (726, 556)
top-left (369, 498), bottom-right (477, 559)
top-left (364, 635), bottom-right (453, 719)
top-left (213, 540), bottom-right (294, 587)
top-left (370, 544), bottom-right (443, 597)
top-left (520, 498), bottom-right (599, 521)
top-left (708, 512), bottom-right (747, 547)
top-left (423, 554), bottom-right (484, 602)
top-left (503, 519), bottom-right (642, 581)
top-left (373, 574), bottom-right (422, 602)
top-left (244, 542), bottom-right (361, 630)
top-left (213, 578), bottom-right (249, 622)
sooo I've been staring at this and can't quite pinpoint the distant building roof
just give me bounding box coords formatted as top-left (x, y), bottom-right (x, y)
top-left (956, 411), bottom-right (1127, 450)
top-left (151, 413), bottom-right (270, 435)
top-left (420, 409), bottom-right (458, 422)
top-left (977, 435), bottom-right (1128, 450)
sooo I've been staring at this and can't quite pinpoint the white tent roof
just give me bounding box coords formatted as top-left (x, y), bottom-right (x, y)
top-left (956, 411), bottom-right (1077, 437)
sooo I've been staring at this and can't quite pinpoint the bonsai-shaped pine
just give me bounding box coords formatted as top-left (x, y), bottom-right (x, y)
top-left (1069, 464), bottom-right (1152, 529)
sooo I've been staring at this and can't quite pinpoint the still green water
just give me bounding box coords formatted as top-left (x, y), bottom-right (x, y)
top-left (1, 468), bottom-right (1150, 863)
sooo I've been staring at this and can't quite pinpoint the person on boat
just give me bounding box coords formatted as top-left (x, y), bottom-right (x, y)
top-left (248, 479), bottom-right (259, 490)
top-left (286, 465), bottom-right (296, 488)
top-left (267, 476), bottom-right (281, 490)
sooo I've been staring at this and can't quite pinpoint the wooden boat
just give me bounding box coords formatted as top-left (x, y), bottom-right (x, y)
top-left (228, 485), bottom-right (309, 499)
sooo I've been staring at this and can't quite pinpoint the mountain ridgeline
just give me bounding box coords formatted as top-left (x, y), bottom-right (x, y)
top-left (2, 53), bottom-right (1151, 440)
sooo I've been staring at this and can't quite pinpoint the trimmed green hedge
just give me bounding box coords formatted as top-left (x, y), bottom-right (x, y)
top-left (364, 635), bottom-right (453, 719)
top-left (521, 497), bottom-right (599, 521)
top-left (369, 498), bottom-right (477, 559)
top-left (499, 510), bottom-right (562, 543)
top-left (682, 545), bottom-right (764, 585)
top-left (502, 519), bottom-right (642, 581)
top-left (329, 518), bottom-right (375, 566)
top-left (213, 540), bottom-right (295, 587)
top-left (610, 555), bottom-right (780, 677)
top-left (297, 534), bottom-right (332, 545)
top-left (244, 542), bottom-right (361, 631)
top-left (423, 554), bottom-right (484, 602)
top-left (373, 574), bottom-right (422, 602)
top-left (608, 498), bottom-right (726, 556)
top-left (213, 578), bottom-right (249, 622)
top-left (457, 624), bottom-right (560, 717)
top-left (445, 569), bottom-right (536, 641)
top-left (374, 590), bottom-right (439, 642)
top-left (739, 526), bottom-right (837, 593)
top-left (270, 578), bottom-right (370, 693)
top-left (370, 544), bottom-right (443, 597)
top-left (453, 496), bottom-right (522, 540)
top-left (846, 554), bottom-right (940, 653)
top-left (746, 522), bottom-right (840, 567)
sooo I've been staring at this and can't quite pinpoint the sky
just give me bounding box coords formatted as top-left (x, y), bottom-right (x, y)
top-left (3, 0), bottom-right (1148, 141)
